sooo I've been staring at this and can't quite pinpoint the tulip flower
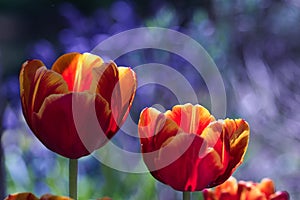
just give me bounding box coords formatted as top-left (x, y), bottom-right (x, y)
top-left (19, 52), bottom-right (137, 159)
top-left (5, 193), bottom-right (114, 200)
top-left (5, 193), bottom-right (73, 200)
top-left (203, 177), bottom-right (290, 200)
top-left (138, 103), bottom-right (250, 192)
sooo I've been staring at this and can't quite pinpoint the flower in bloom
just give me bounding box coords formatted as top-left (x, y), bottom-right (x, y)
top-left (20, 52), bottom-right (136, 158)
top-left (203, 176), bottom-right (290, 200)
top-left (5, 193), bottom-right (73, 200)
top-left (138, 103), bottom-right (250, 191)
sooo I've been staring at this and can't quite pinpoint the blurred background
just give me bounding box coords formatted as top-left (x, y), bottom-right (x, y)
top-left (0, 0), bottom-right (300, 199)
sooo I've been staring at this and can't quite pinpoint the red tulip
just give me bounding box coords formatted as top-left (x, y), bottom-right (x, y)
top-left (5, 193), bottom-right (73, 200)
top-left (203, 177), bottom-right (290, 200)
top-left (5, 193), bottom-right (113, 200)
top-left (20, 52), bottom-right (137, 158)
top-left (138, 103), bottom-right (250, 191)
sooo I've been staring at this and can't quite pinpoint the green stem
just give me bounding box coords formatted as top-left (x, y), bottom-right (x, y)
top-left (69, 159), bottom-right (78, 199)
top-left (183, 191), bottom-right (191, 200)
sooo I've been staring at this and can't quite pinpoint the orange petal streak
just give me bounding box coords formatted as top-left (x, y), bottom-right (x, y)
top-left (20, 60), bottom-right (46, 125)
top-left (165, 104), bottom-right (215, 135)
top-left (52, 52), bottom-right (103, 92)
top-left (212, 119), bottom-right (250, 186)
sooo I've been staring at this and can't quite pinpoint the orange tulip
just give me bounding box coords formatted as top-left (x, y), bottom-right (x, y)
top-left (138, 103), bottom-right (250, 191)
top-left (203, 177), bottom-right (290, 200)
top-left (5, 193), bottom-right (73, 200)
top-left (5, 193), bottom-right (113, 200)
top-left (20, 52), bottom-right (136, 158)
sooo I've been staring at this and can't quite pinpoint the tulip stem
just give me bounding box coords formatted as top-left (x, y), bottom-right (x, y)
top-left (69, 159), bottom-right (78, 199)
top-left (183, 192), bottom-right (191, 200)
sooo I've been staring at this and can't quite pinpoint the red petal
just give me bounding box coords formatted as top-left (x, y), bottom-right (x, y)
top-left (20, 60), bottom-right (68, 130)
top-left (89, 62), bottom-right (120, 135)
top-left (270, 192), bottom-right (290, 200)
top-left (20, 60), bottom-right (45, 125)
top-left (31, 68), bottom-right (69, 114)
top-left (138, 107), bottom-right (182, 153)
top-left (90, 62), bottom-right (136, 133)
top-left (32, 92), bottom-right (111, 159)
top-left (213, 119), bottom-right (250, 185)
top-left (165, 104), bottom-right (215, 135)
top-left (153, 133), bottom-right (223, 191)
top-left (90, 62), bottom-right (118, 103)
top-left (52, 52), bottom-right (103, 92)
top-left (139, 107), bottom-right (188, 180)
top-left (201, 121), bottom-right (230, 180)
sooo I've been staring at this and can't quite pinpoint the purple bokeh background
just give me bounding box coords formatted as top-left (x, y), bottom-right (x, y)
top-left (0, 0), bottom-right (299, 199)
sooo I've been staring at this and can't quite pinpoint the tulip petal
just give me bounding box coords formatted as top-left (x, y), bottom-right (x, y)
top-left (215, 176), bottom-right (238, 196)
top-left (52, 52), bottom-right (103, 92)
top-left (270, 192), bottom-right (290, 200)
top-left (165, 104), bottom-right (215, 135)
top-left (258, 178), bottom-right (275, 197)
top-left (153, 133), bottom-right (223, 191)
top-left (139, 107), bottom-right (187, 176)
top-left (20, 60), bottom-right (69, 128)
top-left (31, 68), bottom-right (69, 114)
top-left (40, 194), bottom-right (73, 200)
top-left (92, 65), bottom-right (137, 133)
top-left (139, 107), bottom-right (182, 153)
top-left (89, 62), bottom-right (120, 134)
top-left (226, 119), bottom-right (250, 171)
top-left (20, 59), bottom-right (45, 124)
top-left (90, 62), bottom-right (118, 103)
top-left (32, 92), bottom-right (112, 158)
top-left (202, 189), bottom-right (217, 200)
top-left (247, 188), bottom-right (267, 200)
top-left (4, 192), bottom-right (39, 200)
top-left (237, 182), bottom-right (266, 200)
top-left (201, 121), bottom-right (230, 178)
top-left (112, 67), bottom-right (137, 126)
top-left (213, 119), bottom-right (250, 185)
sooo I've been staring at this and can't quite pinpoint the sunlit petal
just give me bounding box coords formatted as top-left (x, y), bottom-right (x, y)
top-left (201, 121), bottom-right (230, 178)
top-left (112, 67), bottom-right (137, 126)
top-left (213, 119), bottom-right (250, 185)
top-left (52, 52), bottom-right (103, 92)
top-left (165, 103), bottom-right (215, 135)
top-left (139, 107), bottom-right (181, 152)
